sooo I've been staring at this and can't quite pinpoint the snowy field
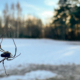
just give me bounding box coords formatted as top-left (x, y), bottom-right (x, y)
top-left (0, 38), bottom-right (80, 80)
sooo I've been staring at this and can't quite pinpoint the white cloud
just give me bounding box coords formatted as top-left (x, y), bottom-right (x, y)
top-left (41, 11), bottom-right (53, 18)
top-left (44, 0), bottom-right (58, 6)
top-left (21, 1), bottom-right (55, 24)
top-left (41, 11), bottom-right (53, 24)
top-left (21, 2), bottom-right (40, 11)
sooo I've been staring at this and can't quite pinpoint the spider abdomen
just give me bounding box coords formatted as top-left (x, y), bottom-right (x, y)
top-left (1, 52), bottom-right (11, 57)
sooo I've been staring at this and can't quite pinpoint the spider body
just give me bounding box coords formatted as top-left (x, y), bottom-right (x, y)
top-left (1, 51), bottom-right (11, 58)
top-left (0, 37), bottom-right (21, 76)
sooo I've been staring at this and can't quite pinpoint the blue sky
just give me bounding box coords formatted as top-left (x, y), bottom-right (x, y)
top-left (0, 0), bottom-right (58, 24)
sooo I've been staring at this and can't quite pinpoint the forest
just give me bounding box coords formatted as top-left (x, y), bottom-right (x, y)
top-left (0, 0), bottom-right (80, 40)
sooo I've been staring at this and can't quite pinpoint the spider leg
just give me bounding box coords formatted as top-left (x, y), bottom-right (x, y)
top-left (2, 61), bottom-right (9, 76)
top-left (1, 48), bottom-right (5, 51)
top-left (12, 38), bottom-right (17, 57)
top-left (0, 37), bottom-right (5, 52)
top-left (0, 48), bottom-right (5, 52)
top-left (0, 58), bottom-right (6, 63)
top-left (0, 58), bottom-right (9, 75)
top-left (7, 53), bottom-right (21, 61)
top-left (0, 49), bottom-right (4, 52)
top-left (0, 37), bottom-right (3, 49)
top-left (0, 36), bottom-right (5, 52)
top-left (0, 37), bottom-right (3, 46)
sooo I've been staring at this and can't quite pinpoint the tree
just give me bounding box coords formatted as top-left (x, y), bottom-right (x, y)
top-left (51, 0), bottom-right (80, 40)
top-left (11, 3), bottom-right (16, 38)
top-left (24, 17), bottom-right (42, 38)
top-left (0, 17), bottom-right (2, 35)
top-left (52, 3), bottom-right (70, 40)
top-left (16, 2), bottom-right (22, 38)
top-left (3, 3), bottom-right (9, 37)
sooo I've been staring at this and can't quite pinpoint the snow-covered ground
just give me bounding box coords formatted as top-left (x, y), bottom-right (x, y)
top-left (0, 70), bottom-right (56, 80)
top-left (0, 38), bottom-right (80, 79)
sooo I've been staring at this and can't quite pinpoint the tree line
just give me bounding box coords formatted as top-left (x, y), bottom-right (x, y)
top-left (0, 0), bottom-right (80, 40)
top-left (45, 0), bottom-right (80, 40)
top-left (0, 2), bottom-right (43, 38)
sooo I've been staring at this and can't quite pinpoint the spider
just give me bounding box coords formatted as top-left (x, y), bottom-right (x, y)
top-left (0, 37), bottom-right (21, 76)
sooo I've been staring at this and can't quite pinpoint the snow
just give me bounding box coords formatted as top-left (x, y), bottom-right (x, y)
top-left (0, 70), bottom-right (56, 80)
top-left (0, 39), bottom-right (80, 67)
top-left (0, 38), bottom-right (80, 79)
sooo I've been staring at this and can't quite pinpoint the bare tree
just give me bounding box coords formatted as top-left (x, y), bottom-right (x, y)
top-left (16, 2), bottom-right (22, 38)
top-left (3, 3), bottom-right (9, 37)
top-left (0, 17), bottom-right (2, 35)
top-left (11, 3), bottom-right (16, 38)
top-left (11, 3), bottom-right (15, 18)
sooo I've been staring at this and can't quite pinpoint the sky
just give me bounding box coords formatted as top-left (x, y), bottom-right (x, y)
top-left (0, 0), bottom-right (59, 24)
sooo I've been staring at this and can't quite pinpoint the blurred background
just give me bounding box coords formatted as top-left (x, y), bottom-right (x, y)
top-left (0, 0), bottom-right (80, 80)
top-left (0, 0), bottom-right (80, 40)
